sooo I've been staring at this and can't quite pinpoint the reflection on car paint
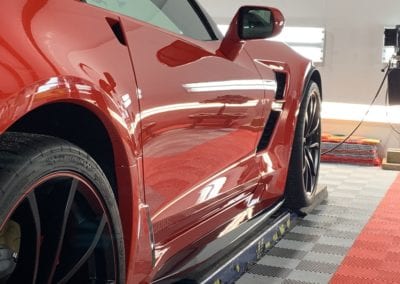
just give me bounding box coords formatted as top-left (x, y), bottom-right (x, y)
top-left (183, 79), bottom-right (277, 93)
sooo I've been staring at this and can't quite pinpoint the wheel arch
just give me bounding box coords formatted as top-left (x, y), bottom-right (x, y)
top-left (3, 99), bottom-right (149, 274)
top-left (8, 102), bottom-right (120, 194)
top-left (307, 68), bottom-right (323, 99)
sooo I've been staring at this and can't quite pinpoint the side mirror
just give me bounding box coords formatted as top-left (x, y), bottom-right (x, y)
top-left (239, 7), bottom-right (284, 40)
top-left (218, 6), bottom-right (285, 60)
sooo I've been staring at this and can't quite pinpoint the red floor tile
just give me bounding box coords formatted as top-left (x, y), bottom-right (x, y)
top-left (331, 173), bottom-right (400, 283)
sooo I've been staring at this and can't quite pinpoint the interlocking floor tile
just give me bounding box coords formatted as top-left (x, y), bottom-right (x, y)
top-left (311, 244), bottom-right (348, 255)
top-left (295, 260), bottom-right (338, 274)
top-left (268, 247), bottom-right (308, 260)
top-left (276, 239), bottom-right (315, 251)
top-left (303, 252), bottom-right (344, 265)
top-left (249, 264), bottom-right (291, 278)
top-left (239, 164), bottom-right (399, 283)
top-left (286, 269), bottom-right (331, 284)
top-left (316, 236), bottom-right (354, 248)
top-left (284, 232), bottom-right (320, 243)
top-left (237, 274), bottom-right (284, 284)
top-left (258, 255), bottom-right (301, 269)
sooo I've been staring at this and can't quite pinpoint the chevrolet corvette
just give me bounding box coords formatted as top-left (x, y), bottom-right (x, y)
top-left (0, 0), bottom-right (322, 283)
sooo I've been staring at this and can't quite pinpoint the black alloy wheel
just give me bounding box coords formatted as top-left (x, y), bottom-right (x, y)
top-left (0, 133), bottom-right (125, 284)
top-left (302, 88), bottom-right (321, 196)
top-left (284, 81), bottom-right (322, 209)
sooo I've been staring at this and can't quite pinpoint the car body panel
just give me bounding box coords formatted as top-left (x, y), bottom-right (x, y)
top-left (121, 18), bottom-right (278, 239)
top-left (0, 0), bottom-right (152, 279)
top-left (0, 0), bottom-right (318, 282)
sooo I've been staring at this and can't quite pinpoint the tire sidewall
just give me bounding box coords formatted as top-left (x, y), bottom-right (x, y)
top-left (0, 135), bottom-right (125, 283)
top-left (284, 81), bottom-right (321, 209)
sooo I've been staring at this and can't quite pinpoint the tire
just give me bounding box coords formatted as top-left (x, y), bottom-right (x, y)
top-left (0, 132), bottom-right (125, 283)
top-left (284, 81), bottom-right (322, 210)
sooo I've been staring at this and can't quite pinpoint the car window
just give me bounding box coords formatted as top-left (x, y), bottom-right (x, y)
top-left (83, 0), bottom-right (213, 41)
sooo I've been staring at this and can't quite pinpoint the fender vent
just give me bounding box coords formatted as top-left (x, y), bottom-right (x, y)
top-left (256, 111), bottom-right (280, 152)
top-left (275, 72), bottom-right (287, 100)
top-left (256, 72), bottom-right (287, 152)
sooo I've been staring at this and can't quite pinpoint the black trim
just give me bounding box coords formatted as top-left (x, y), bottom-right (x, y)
top-left (257, 111), bottom-right (280, 152)
top-left (153, 201), bottom-right (286, 283)
top-left (106, 18), bottom-right (126, 46)
top-left (275, 72), bottom-right (287, 100)
top-left (188, 0), bottom-right (220, 41)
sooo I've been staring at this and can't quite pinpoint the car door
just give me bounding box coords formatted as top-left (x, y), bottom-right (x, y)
top-left (87, 0), bottom-right (276, 245)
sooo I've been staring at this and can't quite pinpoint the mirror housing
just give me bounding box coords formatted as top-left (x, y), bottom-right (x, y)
top-left (218, 6), bottom-right (285, 60)
top-left (239, 6), bottom-right (284, 40)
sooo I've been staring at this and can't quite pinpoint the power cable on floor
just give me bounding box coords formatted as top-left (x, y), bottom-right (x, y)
top-left (321, 65), bottom-right (390, 156)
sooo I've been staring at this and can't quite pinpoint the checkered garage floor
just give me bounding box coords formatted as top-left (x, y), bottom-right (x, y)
top-left (237, 163), bottom-right (399, 284)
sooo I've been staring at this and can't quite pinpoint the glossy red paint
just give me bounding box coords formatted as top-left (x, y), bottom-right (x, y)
top-left (0, 0), bottom-right (320, 282)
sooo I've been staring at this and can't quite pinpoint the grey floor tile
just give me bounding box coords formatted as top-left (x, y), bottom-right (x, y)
top-left (282, 280), bottom-right (316, 284)
top-left (286, 269), bottom-right (331, 284)
top-left (236, 274), bottom-right (284, 284)
top-left (303, 252), bottom-right (345, 265)
top-left (284, 232), bottom-right (320, 243)
top-left (295, 260), bottom-right (338, 274)
top-left (303, 214), bottom-right (341, 223)
top-left (322, 229), bottom-right (359, 239)
top-left (276, 239), bottom-right (315, 252)
top-left (328, 222), bottom-right (364, 232)
top-left (249, 264), bottom-right (292, 278)
top-left (258, 255), bottom-right (301, 270)
top-left (291, 226), bottom-right (326, 236)
top-left (317, 236), bottom-right (354, 247)
top-left (311, 244), bottom-right (349, 256)
top-left (268, 247), bottom-right (308, 260)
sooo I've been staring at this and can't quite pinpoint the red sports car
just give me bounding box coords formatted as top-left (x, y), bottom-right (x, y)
top-left (0, 0), bottom-right (322, 283)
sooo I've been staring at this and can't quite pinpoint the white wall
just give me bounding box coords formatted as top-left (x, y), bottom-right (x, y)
top-left (198, 0), bottom-right (400, 106)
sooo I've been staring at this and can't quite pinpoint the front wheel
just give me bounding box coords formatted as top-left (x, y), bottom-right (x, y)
top-left (284, 81), bottom-right (322, 210)
top-left (0, 132), bottom-right (125, 283)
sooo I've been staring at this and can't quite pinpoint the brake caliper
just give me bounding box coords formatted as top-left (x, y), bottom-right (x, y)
top-left (0, 220), bottom-right (21, 280)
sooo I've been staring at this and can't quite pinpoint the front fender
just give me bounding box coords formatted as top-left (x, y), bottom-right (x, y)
top-left (0, 75), bottom-right (154, 280)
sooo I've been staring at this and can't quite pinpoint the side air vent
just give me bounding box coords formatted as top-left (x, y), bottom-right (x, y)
top-left (256, 72), bottom-right (287, 152)
top-left (275, 72), bottom-right (287, 100)
top-left (256, 111), bottom-right (281, 152)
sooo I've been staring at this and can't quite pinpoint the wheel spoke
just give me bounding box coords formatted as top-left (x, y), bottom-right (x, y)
top-left (307, 165), bottom-right (314, 192)
top-left (308, 142), bottom-right (320, 150)
top-left (305, 148), bottom-right (316, 176)
top-left (47, 179), bottom-right (78, 283)
top-left (307, 115), bottom-right (320, 138)
top-left (304, 110), bottom-right (310, 134)
top-left (27, 192), bottom-right (41, 284)
top-left (306, 96), bottom-right (320, 138)
top-left (303, 156), bottom-right (310, 190)
top-left (306, 97), bottom-right (315, 134)
top-left (57, 215), bottom-right (107, 283)
top-left (311, 96), bottom-right (317, 123)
